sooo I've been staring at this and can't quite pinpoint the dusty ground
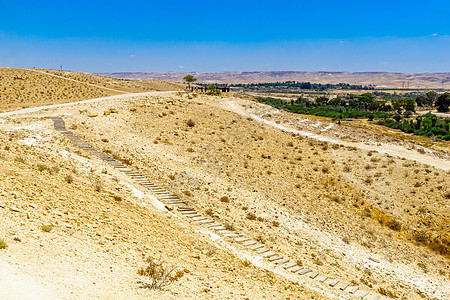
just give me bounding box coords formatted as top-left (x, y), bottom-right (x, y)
top-left (0, 67), bottom-right (183, 112)
top-left (0, 71), bottom-right (449, 299)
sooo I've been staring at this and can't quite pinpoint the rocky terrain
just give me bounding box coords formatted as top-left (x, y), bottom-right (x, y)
top-left (0, 69), bottom-right (449, 299)
top-left (101, 71), bottom-right (450, 89)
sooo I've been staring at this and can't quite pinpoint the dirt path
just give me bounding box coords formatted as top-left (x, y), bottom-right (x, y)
top-left (28, 69), bottom-right (129, 94)
top-left (214, 98), bottom-right (450, 171)
top-left (0, 91), bottom-right (174, 118)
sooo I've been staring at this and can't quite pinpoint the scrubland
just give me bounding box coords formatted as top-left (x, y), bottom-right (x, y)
top-left (0, 70), bottom-right (449, 299)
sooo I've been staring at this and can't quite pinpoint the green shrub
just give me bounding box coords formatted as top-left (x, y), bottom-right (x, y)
top-left (0, 238), bottom-right (7, 249)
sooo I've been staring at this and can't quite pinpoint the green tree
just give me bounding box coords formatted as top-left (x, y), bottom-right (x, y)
top-left (208, 84), bottom-right (221, 96)
top-left (436, 93), bottom-right (450, 112)
top-left (426, 91), bottom-right (438, 106)
top-left (183, 74), bottom-right (197, 89)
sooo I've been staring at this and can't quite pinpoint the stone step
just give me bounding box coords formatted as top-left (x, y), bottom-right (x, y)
top-left (187, 214), bottom-right (202, 218)
top-left (359, 291), bottom-right (369, 299)
top-left (291, 266), bottom-right (304, 273)
top-left (283, 263), bottom-right (297, 269)
top-left (225, 234), bottom-right (243, 238)
top-left (251, 245), bottom-right (264, 250)
top-left (178, 206), bottom-right (194, 210)
top-left (263, 252), bottom-right (278, 258)
top-left (192, 217), bottom-right (207, 221)
top-left (207, 224), bottom-right (222, 228)
top-left (309, 271), bottom-right (319, 279)
top-left (214, 227), bottom-right (228, 231)
top-left (275, 259), bottom-right (289, 265)
top-left (235, 238), bottom-right (250, 243)
top-left (372, 296), bottom-right (380, 300)
top-left (299, 269), bottom-right (312, 275)
top-left (349, 286), bottom-right (358, 294)
top-left (242, 241), bottom-right (257, 247)
top-left (339, 283), bottom-right (349, 291)
top-left (329, 279), bottom-right (339, 287)
top-left (318, 275), bottom-right (328, 282)
top-left (256, 248), bottom-right (270, 254)
top-left (199, 220), bottom-right (214, 224)
top-left (268, 256), bottom-right (283, 262)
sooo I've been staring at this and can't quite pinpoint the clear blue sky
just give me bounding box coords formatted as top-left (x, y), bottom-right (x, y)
top-left (0, 0), bottom-right (449, 73)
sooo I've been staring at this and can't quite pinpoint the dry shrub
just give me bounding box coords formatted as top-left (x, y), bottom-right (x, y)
top-left (186, 119), bottom-right (196, 127)
top-left (137, 257), bottom-right (184, 290)
top-left (36, 163), bottom-right (49, 172)
top-left (387, 220), bottom-right (401, 231)
top-left (219, 196), bottom-right (230, 203)
top-left (364, 177), bottom-right (373, 184)
top-left (246, 212), bottom-right (257, 220)
top-left (0, 238), bottom-right (7, 249)
top-left (377, 287), bottom-right (397, 298)
top-left (224, 223), bottom-right (235, 231)
top-left (321, 166), bottom-right (329, 173)
top-left (272, 221), bottom-right (280, 227)
top-left (343, 165), bottom-right (351, 172)
top-left (330, 195), bottom-right (341, 203)
top-left (65, 174), bottom-right (73, 184)
top-left (41, 224), bottom-right (53, 232)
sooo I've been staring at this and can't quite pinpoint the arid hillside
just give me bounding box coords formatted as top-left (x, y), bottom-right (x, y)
top-left (0, 71), bottom-right (449, 299)
top-left (0, 68), bottom-right (183, 112)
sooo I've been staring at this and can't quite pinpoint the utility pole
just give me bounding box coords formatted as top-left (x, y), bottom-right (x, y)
top-left (60, 64), bottom-right (63, 71)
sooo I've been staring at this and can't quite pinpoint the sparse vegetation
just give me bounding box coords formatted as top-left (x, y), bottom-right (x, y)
top-left (41, 224), bottom-right (53, 232)
top-left (137, 257), bottom-right (184, 290)
top-left (0, 238), bottom-right (7, 249)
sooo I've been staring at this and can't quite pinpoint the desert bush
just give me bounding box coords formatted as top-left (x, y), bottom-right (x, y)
top-left (0, 238), bottom-right (7, 249)
top-left (364, 177), bottom-right (373, 184)
top-left (343, 165), bottom-right (351, 172)
top-left (113, 194), bottom-right (123, 201)
top-left (377, 287), bottom-right (397, 298)
top-left (246, 212), bottom-right (257, 220)
top-left (224, 223), bottom-right (235, 231)
top-left (321, 166), bottom-right (329, 173)
top-left (65, 174), bottom-right (73, 184)
top-left (272, 221), bottom-right (280, 227)
top-left (15, 155), bottom-right (26, 163)
top-left (387, 220), bottom-right (401, 231)
top-left (94, 182), bottom-right (102, 192)
top-left (41, 224), bottom-right (53, 232)
top-left (186, 119), bottom-right (196, 127)
top-left (137, 257), bottom-right (184, 290)
top-left (36, 163), bottom-right (49, 172)
top-left (219, 196), bottom-right (230, 203)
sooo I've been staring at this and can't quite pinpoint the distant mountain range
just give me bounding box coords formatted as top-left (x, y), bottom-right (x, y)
top-left (100, 71), bottom-right (450, 89)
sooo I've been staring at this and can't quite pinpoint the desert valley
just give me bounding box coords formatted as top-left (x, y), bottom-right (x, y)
top-left (0, 67), bottom-right (449, 299)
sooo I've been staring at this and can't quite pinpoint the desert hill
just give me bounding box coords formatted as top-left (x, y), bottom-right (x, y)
top-left (0, 68), bottom-right (183, 112)
top-left (1, 69), bottom-right (449, 299)
top-left (101, 71), bottom-right (450, 89)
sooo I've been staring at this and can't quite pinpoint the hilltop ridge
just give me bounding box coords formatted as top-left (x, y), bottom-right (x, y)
top-left (101, 71), bottom-right (450, 89)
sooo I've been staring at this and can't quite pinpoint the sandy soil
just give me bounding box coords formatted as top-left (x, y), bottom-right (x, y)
top-left (0, 72), bottom-right (448, 299)
top-left (0, 68), bottom-right (183, 112)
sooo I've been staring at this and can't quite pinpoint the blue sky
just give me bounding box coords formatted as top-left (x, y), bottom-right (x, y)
top-left (0, 0), bottom-right (449, 73)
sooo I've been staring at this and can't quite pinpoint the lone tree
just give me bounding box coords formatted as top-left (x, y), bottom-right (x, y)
top-left (183, 74), bottom-right (197, 90)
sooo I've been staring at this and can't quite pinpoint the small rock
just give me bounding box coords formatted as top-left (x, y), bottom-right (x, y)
top-left (88, 112), bottom-right (98, 117)
top-left (103, 110), bottom-right (111, 116)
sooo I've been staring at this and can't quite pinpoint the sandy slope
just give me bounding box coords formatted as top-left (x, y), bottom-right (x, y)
top-left (0, 75), bottom-right (448, 299)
